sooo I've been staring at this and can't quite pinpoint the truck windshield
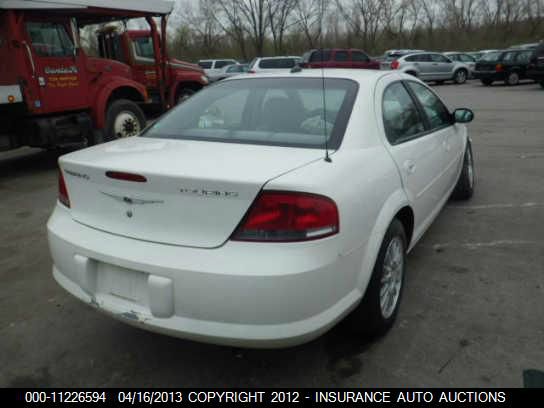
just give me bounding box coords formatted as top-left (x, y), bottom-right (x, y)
top-left (26, 22), bottom-right (74, 57)
top-left (133, 37), bottom-right (155, 60)
top-left (142, 77), bottom-right (358, 149)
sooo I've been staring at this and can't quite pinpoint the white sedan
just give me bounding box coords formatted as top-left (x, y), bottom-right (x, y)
top-left (47, 70), bottom-right (475, 348)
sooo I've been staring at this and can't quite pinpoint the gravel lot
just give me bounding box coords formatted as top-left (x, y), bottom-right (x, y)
top-left (1, 80), bottom-right (543, 387)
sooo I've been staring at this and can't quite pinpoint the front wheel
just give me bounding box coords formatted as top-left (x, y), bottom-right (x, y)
top-left (345, 219), bottom-right (407, 338)
top-left (451, 140), bottom-right (475, 200)
top-left (454, 69), bottom-right (468, 84)
top-left (105, 99), bottom-right (146, 141)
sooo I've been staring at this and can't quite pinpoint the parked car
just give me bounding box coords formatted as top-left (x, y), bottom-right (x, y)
top-left (48, 70), bottom-right (475, 348)
top-left (300, 48), bottom-right (380, 70)
top-left (444, 52), bottom-right (477, 78)
top-left (198, 59), bottom-right (239, 76)
top-left (474, 49), bottom-right (535, 86)
top-left (384, 52), bottom-right (470, 84)
top-left (527, 42), bottom-right (544, 88)
top-left (379, 50), bottom-right (425, 69)
top-left (248, 56), bottom-right (301, 73)
top-left (207, 64), bottom-right (249, 82)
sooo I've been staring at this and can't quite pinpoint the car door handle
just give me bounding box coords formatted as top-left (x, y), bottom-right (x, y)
top-left (404, 161), bottom-right (416, 174)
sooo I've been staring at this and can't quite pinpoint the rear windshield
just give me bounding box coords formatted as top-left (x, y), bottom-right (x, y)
top-left (480, 52), bottom-right (502, 61)
top-left (143, 78), bottom-right (358, 149)
top-left (258, 58), bottom-right (298, 69)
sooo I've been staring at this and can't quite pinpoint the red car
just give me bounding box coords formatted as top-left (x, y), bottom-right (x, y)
top-left (300, 49), bottom-right (380, 70)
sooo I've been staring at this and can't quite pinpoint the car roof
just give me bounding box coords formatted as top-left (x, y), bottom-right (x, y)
top-left (223, 68), bottom-right (395, 85)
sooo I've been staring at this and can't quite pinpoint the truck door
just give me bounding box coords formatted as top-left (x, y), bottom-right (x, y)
top-left (24, 20), bottom-right (88, 113)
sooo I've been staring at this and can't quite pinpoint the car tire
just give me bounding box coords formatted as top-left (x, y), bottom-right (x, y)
top-left (105, 99), bottom-right (146, 141)
top-left (454, 69), bottom-right (468, 84)
top-left (176, 88), bottom-right (196, 104)
top-left (345, 219), bottom-right (407, 338)
top-left (451, 140), bottom-right (475, 201)
top-left (481, 79), bottom-right (493, 86)
top-left (506, 72), bottom-right (520, 86)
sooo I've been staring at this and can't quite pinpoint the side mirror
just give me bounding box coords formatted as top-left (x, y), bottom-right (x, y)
top-left (454, 108), bottom-right (474, 123)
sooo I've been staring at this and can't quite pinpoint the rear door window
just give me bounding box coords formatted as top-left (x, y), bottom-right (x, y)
top-left (382, 82), bottom-right (426, 144)
top-left (334, 51), bottom-right (349, 61)
top-left (516, 51), bottom-right (533, 63)
top-left (198, 61), bottom-right (213, 69)
top-left (430, 54), bottom-right (449, 63)
top-left (407, 82), bottom-right (452, 130)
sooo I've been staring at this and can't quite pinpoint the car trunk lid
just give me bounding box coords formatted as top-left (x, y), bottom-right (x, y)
top-left (60, 137), bottom-right (322, 248)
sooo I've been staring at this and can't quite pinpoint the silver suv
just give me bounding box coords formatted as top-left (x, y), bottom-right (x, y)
top-left (386, 52), bottom-right (470, 85)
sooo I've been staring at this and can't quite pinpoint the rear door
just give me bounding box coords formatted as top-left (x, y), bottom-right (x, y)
top-left (24, 19), bottom-right (88, 112)
top-left (414, 54), bottom-right (433, 79)
top-left (378, 78), bottom-right (447, 229)
top-left (515, 51), bottom-right (533, 78)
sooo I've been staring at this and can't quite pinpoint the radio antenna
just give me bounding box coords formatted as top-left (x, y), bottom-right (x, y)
top-left (319, 1), bottom-right (331, 163)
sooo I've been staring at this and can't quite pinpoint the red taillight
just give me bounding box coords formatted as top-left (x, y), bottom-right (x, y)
top-left (58, 169), bottom-right (70, 208)
top-left (496, 64), bottom-right (503, 72)
top-left (391, 60), bottom-right (400, 70)
top-left (231, 191), bottom-right (339, 242)
top-left (106, 171), bottom-right (147, 182)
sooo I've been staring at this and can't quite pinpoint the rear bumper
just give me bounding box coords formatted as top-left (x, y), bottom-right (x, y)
top-left (47, 204), bottom-right (366, 348)
top-left (473, 71), bottom-right (504, 81)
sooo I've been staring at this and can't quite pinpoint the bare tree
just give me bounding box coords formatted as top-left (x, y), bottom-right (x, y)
top-left (294, 0), bottom-right (327, 48)
top-left (267, 0), bottom-right (295, 54)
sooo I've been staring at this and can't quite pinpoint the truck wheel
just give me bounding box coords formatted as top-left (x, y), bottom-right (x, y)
top-left (481, 79), bottom-right (493, 86)
top-left (345, 219), bottom-right (407, 338)
top-left (105, 99), bottom-right (146, 141)
top-left (176, 88), bottom-right (195, 105)
top-left (454, 69), bottom-right (468, 84)
top-left (506, 72), bottom-right (520, 86)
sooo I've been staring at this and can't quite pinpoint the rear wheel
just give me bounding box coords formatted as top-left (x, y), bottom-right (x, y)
top-left (454, 69), bottom-right (468, 84)
top-left (506, 72), bottom-right (520, 86)
top-left (105, 99), bottom-right (146, 141)
top-left (451, 140), bottom-right (475, 200)
top-left (345, 219), bottom-right (407, 338)
top-left (481, 78), bottom-right (493, 86)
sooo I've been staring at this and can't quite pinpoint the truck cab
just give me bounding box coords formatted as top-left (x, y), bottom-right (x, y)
top-left (97, 28), bottom-right (207, 108)
top-left (0, 0), bottom-right (196, 152)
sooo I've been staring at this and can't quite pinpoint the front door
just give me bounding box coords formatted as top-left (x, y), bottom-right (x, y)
top-left (24, 20), bottom-right (87, 113)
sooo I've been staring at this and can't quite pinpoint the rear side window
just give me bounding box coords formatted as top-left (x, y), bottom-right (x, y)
top-left (198, 61), bottom-right (212, 69)
top-left (481, 52), bottom-right (502, 61)
top-left (405, 55), bottom-right (419, 62)
top-left (407, 82), bottom-right (452, 130)
top-left (460, 54), bottom-right (475, 62)
top-left (334, 51), bottom-right (349, 61)
top-left (260, 58), bottom-right (297, 69)
top-left (352, 51), bottom-right (369, 62)
top-left (382, 82), bottom-right (426, 144)
top-left (310, 50), bottom-right (331, 62)
top-left (448, 54), bottom-right (460, 61)
top-left (144, 78), bottom-right (358, 149)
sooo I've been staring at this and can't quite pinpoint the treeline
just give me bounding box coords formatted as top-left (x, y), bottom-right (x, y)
top-left (167, 0), bottom-right (544, 61)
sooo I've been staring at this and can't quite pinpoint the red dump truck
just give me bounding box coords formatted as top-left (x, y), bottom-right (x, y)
top-left (0, 0), bottom-right (208, 151)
